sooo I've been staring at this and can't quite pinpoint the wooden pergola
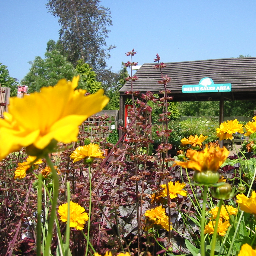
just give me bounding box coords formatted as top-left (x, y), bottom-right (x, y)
top-left (119, 57), bottom-right (256, 125)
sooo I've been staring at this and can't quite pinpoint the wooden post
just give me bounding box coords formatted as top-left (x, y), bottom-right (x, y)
top-left (219, 94), bottom-right (224, 147)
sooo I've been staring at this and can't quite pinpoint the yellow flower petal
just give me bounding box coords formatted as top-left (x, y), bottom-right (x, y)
top-left (216, 119), bottom-right (244, 140)
top-left (58, 201), bottom-right (88, 230)
top-left (70, 144), bottom-right (104, 162)
top-left (237, 191), bottom-right (256, 214)
top-left (175, 144), bottom-right (229, 172)
top-left (238, 244), bottom-right (256, 256)
top-left (0, 76), bottom-right (109, 160)
top-left (204, 219), bottom-right (230, 236)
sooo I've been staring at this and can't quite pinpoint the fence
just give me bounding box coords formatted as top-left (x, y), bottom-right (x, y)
top-left (179, 116), bottom-right (253, 122)
top-left (82, 110), bottom-right (119, 141)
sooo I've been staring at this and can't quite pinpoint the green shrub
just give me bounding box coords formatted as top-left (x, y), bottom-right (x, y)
top-left (152, 117), bottom-right (219, 149)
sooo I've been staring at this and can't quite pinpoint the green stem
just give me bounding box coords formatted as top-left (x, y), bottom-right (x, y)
top-left (227, 163), bottom-right (256, 256)
top-left (210, 199), bottom-right (223, 256)
top-left (201, 186), bottom-right (208, 256)
top-left (82, 231), bottom-right (96, 253)
top-left (44, 154), bottom-right (59, 256)
top-left (85, 164), bottom-right (92, 256)
top-left (55, 215), bottom-right (64, 255)
top-left (36, 173), bottom-right (43, 256)
top-left (185, 167), bottom-right (202, 217)
top-left (65, 182), bottom-right (71, 256)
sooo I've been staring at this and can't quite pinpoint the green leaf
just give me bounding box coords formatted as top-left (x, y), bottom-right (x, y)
top-left (187, 215), bottom-right (201, 227)
top-left (56, 243), bottom-right (72, 256)
top-left (185, 240), bottom-right (200, 256)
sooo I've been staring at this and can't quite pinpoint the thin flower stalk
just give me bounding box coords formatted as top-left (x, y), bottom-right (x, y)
top-left (154, 53), bottom-right (172, 241)
top-left (65, 182), bottom-right (71, 256)
top-left (227, 160), bottom-right (256, 256)
top-left (85, 164), bottom-right (92, 256)
top-left (36, 173), bottom-right (43, 256)
top-left (210, 199), bottom-right (223, 256)
top-left (184, 167), bottom-right (202, 217)
top-left (44, 154), bottom-right (59, 256)
top-left (201, 186), bottom-right (208, 256)
top-left (125, 49), bottom-right (141, 253)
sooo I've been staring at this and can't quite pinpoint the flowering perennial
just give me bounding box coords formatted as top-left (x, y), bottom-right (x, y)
top-left (152, 181), bottom-right (187, 202)
top-left (245, 117), bottom-right (256, 136)
top-left (237, 191), bottom-right (256, 215)
top-left (70, 143), bottom-right (104, 162)
top-left (41, 166), bottom-right (60, 177)
top-left (14, 163), bottom-right (31, 179)
top-left (181, 134), bottom-right (207, 147)
top-left (0, 76), bottom-right (109, 160)
top-left (94, 252), bottom-right (130, 256)
top-left (204, 218), bottom-right (230, 236)
top-left (58, 201), bottom-right (89, 230)
top-left (238, 244), bottom-right (256, 256)
top-left (216, 119), bottom-right (244, 140)
top-left (145, 205), bottom-right (172, 231)
top-left (14, 156), bottom-right (43, 179)
top-left (174, 144), bottom-right (229, 172)
top-left (209, 205), bottom-right (238, 220)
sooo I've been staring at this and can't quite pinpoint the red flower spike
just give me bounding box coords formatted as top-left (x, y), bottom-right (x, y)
top-left (125, 61), bottom-right (131, 67)
top-left (125, 49), bottom-right (137, 56)
top-left (131, 75), bottom-right (138, 81)
top-left (154, 63), bottom-right (166, 69)
top-left (154, 54), bottom-right (161, 62)
top-left (158, 75), bottom-right (171, 84)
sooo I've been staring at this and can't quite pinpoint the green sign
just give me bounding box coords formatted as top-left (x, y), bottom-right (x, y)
top-left (182, 77), bottom-right (231, 93)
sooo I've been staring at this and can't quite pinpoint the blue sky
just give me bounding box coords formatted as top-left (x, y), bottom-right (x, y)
top-left (1, 0), bottom-right (256, 82)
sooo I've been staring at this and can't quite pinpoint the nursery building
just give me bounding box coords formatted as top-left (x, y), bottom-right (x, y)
top-left (119, 57), bottom-right (256, 127)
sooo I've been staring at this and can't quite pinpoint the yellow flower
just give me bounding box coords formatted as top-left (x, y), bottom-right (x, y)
top-left (204, 218), bottom-right (230, 236)
top-left (236, 191), bottom-right (256, 214)
top-left (181, 134), bottom-right (207, 147)
top-left (209, 205), bottom-right (238, 220)
top-left (216, 119), bottom-right (244, 140)
top-left (41, 166), bottom-right (60, 177)
top-left (157, 181), bottom-right (187, 199)
top-left (0, 76), bottom-right (109, 160)
top-left (145, 205), bottom-right (172, 231)
top-left (245, 117), bottom-right (256, 136)
top-left (41, 166), bottom-right (52, 178)
top-left (218, 176), bottom-right (226, 183)
top-left (94, 252), bottom-right (130, 256)
top-left (238, 244), bottom-right (256, 256)
top-left (174, 144), bottom-right (229, 172)
top-left (58, 201), bottom-right (89, 230)
top-left (26, 156), bottom-right (43, 165)
top-left (14, 162), bottom-right (30, 179)
top-left (14, 156), bottom-right (43, 179)
top-left (70, 143), bottom-right (104, 162)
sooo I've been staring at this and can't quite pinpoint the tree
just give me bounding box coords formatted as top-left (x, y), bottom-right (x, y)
top-left (46, 0), bottom-right (114, 71)
top-left (178, 101), bottom-right (219, 116)
top-left (0, 63), bottom-right (18, 97)
top-left (224, 100), bottom-right (256, 117)
top-left (75, 60), bottom-right (102, 93)
top-left (104, 65), bottom-right (129, 110)
top-left (22, 40), bottom-right (77, 93)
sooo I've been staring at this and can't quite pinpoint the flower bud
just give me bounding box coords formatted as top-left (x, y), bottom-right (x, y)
top-left (193, 170), bottom-right (220, 185)
top-left (237, 184), bottom-right (246, 193)
top-left (211, 183), bottom-right (233, 200)
top-left (84, 157), bottom-right (94, 165)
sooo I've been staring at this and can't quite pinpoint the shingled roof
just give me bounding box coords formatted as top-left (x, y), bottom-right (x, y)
top-left (120, 57), bottom-right (256, 101)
